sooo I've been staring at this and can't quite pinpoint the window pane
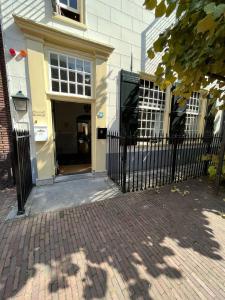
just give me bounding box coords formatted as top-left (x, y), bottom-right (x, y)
top-left (52, 81), bottom-right (59, 92)
top-left (50, 53), bottom-right (58, 66)
top-left (59, 0), bottom-right (67, 5)
top-left (60, 69), bottom-right (67, 80)
top-left (85, 86), bottom-right (91, 97)
top-left (68, 57), bottom-right (75, 70)
top-left (69, 84), bottom-right (76, 94)
top-left (59, 55), bottom-right (67, 68)
top-left (84, 61), bottom-right (91, 73)
top-left (69, 71), bottom-right (75, 82)
top-left (69, 0), bottom-right (77, 9)
top-left (77, 85), bottom-right (83, 95)
top-left (61, 82), bottom-right (68, 93)
top-left (76, 59), bottom-right (83, 71)
top-left (144, 90), bottom-right (148, 97)
top-left (51, 68), bottom-right (59, 79)
top-left (77, 73), bottom-right (83, 83)
top-left (85, 74), bottom-right (91, 84)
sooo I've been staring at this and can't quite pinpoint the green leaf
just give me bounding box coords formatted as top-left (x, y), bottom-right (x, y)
top-left (213, 4), bottom-right (225, 19)
top-left (162, 52), bottom-right (170, 63)
top-left (155, 1), bottom-right (166, 18)
top-left (176, 3), bottom-right (186, 18)
top-left (177, 98), bottom-right (187, 108)
top-left (144, 0), bottom-right (157, 10)
top-left (196, 14), bottom-right (216, 33)
top-left (153, 38), bottom-right (164, 52)
top-left (208, 165), bottom-right (217, 177)
top-left (165, 72), bottom-right (176, 83)
top-left (160, 79), bottom-right (171, 89)
top-left (147, 48), bottom-right (155, 59)
top-left (173, 63), bottom-right (183, 74)
top-left (166, 2), bottom-right (176, 17)
top-left (155, 65), bottom-right (164, 76)
top-left (204, 3), bottom-right (216, 15)
top-left (145, 0), bottom-right (225, 114)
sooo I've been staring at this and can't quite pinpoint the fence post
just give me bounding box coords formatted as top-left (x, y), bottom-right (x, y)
top-left (203, 136), bottom-right (212, 175)
top-left (12, 130), bottom-right (25, 215)
top-left (122, 136), bottom-right (128, 193)
top-left (215, 130), bottom-right (225, 194)
top-left (171, 136), bottom-right (178, 182)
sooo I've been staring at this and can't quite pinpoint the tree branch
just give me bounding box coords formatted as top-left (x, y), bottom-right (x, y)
top-left (208, 73), bottom-right (225, 82)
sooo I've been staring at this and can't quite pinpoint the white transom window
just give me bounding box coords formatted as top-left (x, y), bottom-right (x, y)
top-left (138, 79), bottom-right (166, 137)
top-left (49, 52), bottom-right (92, 98)
top-left (185, 92), bottom-right (200, 135)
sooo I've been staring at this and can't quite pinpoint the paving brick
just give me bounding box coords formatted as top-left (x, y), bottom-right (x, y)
top-left (0, 179), bottom-right (225, 299)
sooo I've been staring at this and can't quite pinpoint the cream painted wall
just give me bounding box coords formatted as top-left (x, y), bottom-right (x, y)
top-left (26, 38), bottom-right (55, 182)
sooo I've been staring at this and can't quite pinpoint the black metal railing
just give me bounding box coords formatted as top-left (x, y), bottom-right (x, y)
top-left (12, 130), bottom-right (33, 214)
top-left (107, 133), bottom-right (221, 193)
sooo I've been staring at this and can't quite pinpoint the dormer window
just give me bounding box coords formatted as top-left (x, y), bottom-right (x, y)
top-left (57, 0), bottom-right (81, 22)
top-left (52, 0), bottom-right (85, 25)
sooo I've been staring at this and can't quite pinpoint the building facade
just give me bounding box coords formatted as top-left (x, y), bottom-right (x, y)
top-left (0, 0), bottom-right (217, 185)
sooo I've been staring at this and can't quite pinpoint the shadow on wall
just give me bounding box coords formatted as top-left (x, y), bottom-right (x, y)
top-left (2, 0), bottom-right (52, 76)
top-left (141, 13), bottom-right (176, 74)
top-left (0, 180), bottom-right (224, 299)
top-left (1, 0), bottom-right (52, 30)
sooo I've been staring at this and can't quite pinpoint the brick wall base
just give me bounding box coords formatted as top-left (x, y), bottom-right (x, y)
top-left (0, 24), bottom-right (13, 189)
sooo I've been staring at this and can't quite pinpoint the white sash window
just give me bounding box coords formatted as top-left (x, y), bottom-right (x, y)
top-left (185, 92), bottom-right (200, 135)
top-left (49, 52), bottom-right (92, 98)
top-left (138, 79), bottom-right (166, 137)
top-left (57, 0), bottom-right (80, 14)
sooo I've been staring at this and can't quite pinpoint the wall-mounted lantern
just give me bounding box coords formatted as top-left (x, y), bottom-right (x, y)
top-left (12, 91), bottom-right (29, 112)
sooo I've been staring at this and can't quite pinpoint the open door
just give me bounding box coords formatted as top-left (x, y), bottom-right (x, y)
top-left (52, 101), bottom-right (92, 175)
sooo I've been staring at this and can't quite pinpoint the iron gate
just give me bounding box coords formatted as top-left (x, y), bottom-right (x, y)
top-left (12, 130), bottom-right (33, 214)
top-left (107, 133), bottom-right (221, 193)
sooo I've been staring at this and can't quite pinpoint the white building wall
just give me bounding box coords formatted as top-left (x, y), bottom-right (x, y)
top-left (1, 0), bottom-right (175, 132)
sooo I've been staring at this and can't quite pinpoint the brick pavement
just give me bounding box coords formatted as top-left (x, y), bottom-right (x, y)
top-left (0, 179), bottom-right (225, 299)
top-left (0, 188), bottom-right (16, 221)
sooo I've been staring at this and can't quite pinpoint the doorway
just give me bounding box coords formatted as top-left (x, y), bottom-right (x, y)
top-left (52, 101), bottom-right (92, 175)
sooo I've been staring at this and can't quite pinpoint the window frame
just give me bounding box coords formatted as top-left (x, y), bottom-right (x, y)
top-left (138, 78), bottom-right (166, 137)
top-left (185, 92), bottom-right (200, 135)
top-left (48, 51), bottom-right (93, 99)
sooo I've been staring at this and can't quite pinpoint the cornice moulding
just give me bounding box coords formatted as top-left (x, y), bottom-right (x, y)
top-left (14, 15), bottom-right (114, 59)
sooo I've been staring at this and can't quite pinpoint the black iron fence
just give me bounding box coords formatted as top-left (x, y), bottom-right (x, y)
top-left (12, 130), bottom-right (33, 214)
top-left (107, 133), bottom-right (221, 193)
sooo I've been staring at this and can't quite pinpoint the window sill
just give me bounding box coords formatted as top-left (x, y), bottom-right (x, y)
top-left (52, 14), bottom-right (87, 31)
